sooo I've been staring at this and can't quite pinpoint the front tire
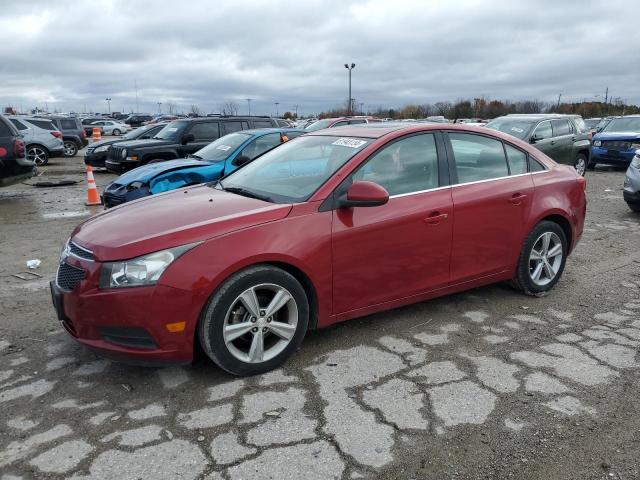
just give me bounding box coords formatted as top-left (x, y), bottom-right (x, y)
top-left (574, 153), bottom-right (588, 176)
top-left (513, 221), bottom-right (568, 296)
top-left (198, 265), bottom-right (309, 376)
top-left (63, 141), bottom-right (78, 157)
top-left (112, 129), bottom-right (121, 136)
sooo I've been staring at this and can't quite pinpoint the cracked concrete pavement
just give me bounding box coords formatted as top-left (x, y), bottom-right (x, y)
top-left (1, 154), bottom-right (640, 479)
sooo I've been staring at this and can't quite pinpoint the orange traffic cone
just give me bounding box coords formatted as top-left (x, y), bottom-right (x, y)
top-left (92, 127), bottom-right (102, 142)
top-left (85, 165), bottom-right (102, 206)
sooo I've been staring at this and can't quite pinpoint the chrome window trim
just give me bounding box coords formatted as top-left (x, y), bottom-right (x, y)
top-left (389, 185), bottom-right (451, 199)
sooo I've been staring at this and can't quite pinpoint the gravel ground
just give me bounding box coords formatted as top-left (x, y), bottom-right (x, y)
top-left (0, 150), bottom-right (639, 480)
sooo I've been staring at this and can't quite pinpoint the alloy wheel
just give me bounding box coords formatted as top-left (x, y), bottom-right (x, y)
top-left (64, 141), bottom-right (77, 157)
top-left (27, 147), bottom-right (47, 165)
top-left (222, 283), bottom-right (298, 364)
top-left (528, 231), bottom-right (563, 286)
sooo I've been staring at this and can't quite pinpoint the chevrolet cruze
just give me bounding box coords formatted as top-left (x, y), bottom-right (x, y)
top-left (51, 124), bottom-right (587, 375)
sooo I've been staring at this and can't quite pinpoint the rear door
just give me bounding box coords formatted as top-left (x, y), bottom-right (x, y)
top-left (550, 119), bottom-right (573, 165)
top-left (446, 131), bottom-right (534, 283)
top-left (331, 132), bottom-right (453, 314)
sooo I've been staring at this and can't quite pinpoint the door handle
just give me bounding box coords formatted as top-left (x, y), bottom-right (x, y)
top-left (509, 193), bottom-right (527, 205)
top-left (550, 140), bottom-right (556, 145)
top-left (425, 212), bottom-right (448, 225)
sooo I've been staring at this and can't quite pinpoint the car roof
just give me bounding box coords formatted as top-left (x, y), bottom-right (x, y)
top-left (305, 122), bottom-right (499, 139)
top-left (238, 128), bottom-right (305, 136)
top-left (504, 114), bottom-right (581, 120)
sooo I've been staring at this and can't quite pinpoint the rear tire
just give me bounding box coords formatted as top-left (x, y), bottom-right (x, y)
top-left (513, 221), bottom-right (568, 296)
top-left (112, 129), bottom-right (121, 136)
top-left (26, 145), bottom-right (49, 166)
top-left (574, 153), bottom-right (588, 176)
top-left (198, 265), bottom-right (309, 376)
top-left (63, 141), bottom-right (78, 157)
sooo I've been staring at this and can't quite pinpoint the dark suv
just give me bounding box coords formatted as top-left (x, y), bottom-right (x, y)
top-left (84, 123), bottom-right (167, 168)
top-left (125, 114), bottom-right (154, 127)
top-left (0, 114), bottom-right (34, 187)
top-left (105, 116), bottom-right (280, 173)
top-left (42, 116), bottom-right (89, 157)
top-left (485, 114), bottom-right (591, 175)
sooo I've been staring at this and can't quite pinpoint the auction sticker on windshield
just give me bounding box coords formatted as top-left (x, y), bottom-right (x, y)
top-left (332, 138), bottom-right (368, 148)
top-left (216, 145), bottom-right (231, 151)
top-left (511, 127), bottom-right (524, 133)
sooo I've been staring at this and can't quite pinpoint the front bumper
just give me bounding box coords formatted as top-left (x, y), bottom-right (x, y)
top-left (50, 257), bottom-right (200, 365)
top-left (105, 158), bottom-right (141, 173)
top-left (590, 147), bottom-right (635, 166)
top-left (84, 152), bottom-right (108, 167)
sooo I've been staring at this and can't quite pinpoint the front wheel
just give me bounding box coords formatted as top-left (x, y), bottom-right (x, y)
top-left (574, 153), bottom-right (588, 176)
top-left (112, 129), bottom-right (121, 136)
top-left (513, 221), bottom-right (568, 296)
top-left (198, 265), bottom-right (309, 376)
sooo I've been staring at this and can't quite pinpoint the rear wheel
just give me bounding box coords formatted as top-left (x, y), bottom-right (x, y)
top-left (112, 129), bottom-right (121, 136)
top-left (513, 221), bottom-right (568, 296)
top-left (574, 153), bottom-right (588, 176)
top-left (198, 265), bottom-right (309, 376)
top-left (27, 145), bottom-right (49, 166)
top-left (63, 141), bottom-right (78, 157)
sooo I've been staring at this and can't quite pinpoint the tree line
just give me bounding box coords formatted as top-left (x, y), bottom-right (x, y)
top-left (317, 98), bottom-right (640, 120)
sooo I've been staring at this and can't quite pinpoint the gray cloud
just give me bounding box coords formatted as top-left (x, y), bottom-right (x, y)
top-left (1, 0), bottom-right (638, 115)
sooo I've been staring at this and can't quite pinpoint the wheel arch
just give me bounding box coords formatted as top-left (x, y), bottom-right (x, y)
top-left (538, 213), bottom-right (573, 252)
top-left (25, 143), bottom-right (50, 154)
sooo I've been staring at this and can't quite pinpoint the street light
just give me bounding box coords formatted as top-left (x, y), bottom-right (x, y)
top-left (105, 98), bottom-right (112, 114)
top-left (275, 102), bottom-right (280, 117)
top-left (157, 102), bottom-right (162, 114)
top-left (344, 63), bottom-right (355, 115)
top-left (246, 98), bottom-right (252, 116)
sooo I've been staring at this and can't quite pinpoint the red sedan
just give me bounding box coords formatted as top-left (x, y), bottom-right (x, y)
top-left (51, 124), bottom-right (586, 375)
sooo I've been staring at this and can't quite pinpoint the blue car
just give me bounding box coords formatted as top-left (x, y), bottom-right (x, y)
top-left (103, 128), bottom-right (304, 207)
top-left (591, 115), bottom-right (640, 168)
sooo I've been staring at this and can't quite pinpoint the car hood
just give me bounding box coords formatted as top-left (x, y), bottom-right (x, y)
top-left (71, 185), bottom-right (292, 261)
top-left (593, 132), bottom-right (640, 141)
top-left (112, 138), bottom-right (175, 149)
top-left (114, 158), bottom-right (212, 184)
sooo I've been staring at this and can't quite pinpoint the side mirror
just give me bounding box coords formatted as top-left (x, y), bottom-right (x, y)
top-left (338, 181), bottom-right (389, 208)
top-left (232, 155), bottom-right (251, 167)
top-left (182, 133), bottom-right (195, 145)
top-left (530, 135), bottom-right (540, 144)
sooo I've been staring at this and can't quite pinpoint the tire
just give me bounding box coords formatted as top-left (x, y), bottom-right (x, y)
top-left (63, 141), bottom-right (78, 157)
top-left (586, 161), bottom-right (596, 171)
top-left (198, 265), bottom-right (309, 376)
top-left (112, 129), bottom-right (121, 136)
top-left (26, 145), bottom-right (49, 166)
top-left (574, 153), bottom-right (588, 176)
top-left (627, 203), bottom-right (640, 213)
top-left (512, 221), bottom-right (568, 296)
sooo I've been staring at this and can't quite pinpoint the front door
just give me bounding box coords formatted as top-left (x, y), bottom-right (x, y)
top-left (331, 133), bottom-right (453, 314)
top-left (530, 120), bottom-right (559, 161)
top-left (180, 122), bottom-right (220, 156)
top-left (446, 132), bottom-right (534, 283)
top-left (550, 118), bottom-right (574, 165)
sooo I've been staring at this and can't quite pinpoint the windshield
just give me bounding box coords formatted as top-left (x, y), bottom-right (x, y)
top-left (153, 121), bottom-right (188, 141)
top-left (195, 133), bottom-right (250, 161)
top-left (218, 135), bottom-right (371, 203)
top-left (485, 118), bottom-right (534, 140)
top-left (305, 119), bottom-right (334, 131)
top-left (584, 119), bottom-right (600, 129)
top-left (603, 117), bottom-right (640, 133)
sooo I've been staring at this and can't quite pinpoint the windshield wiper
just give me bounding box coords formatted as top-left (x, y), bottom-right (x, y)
top-left (187, 153), bottom-right (202, 159)
top-left (222, 186), bottom-right (273, 202)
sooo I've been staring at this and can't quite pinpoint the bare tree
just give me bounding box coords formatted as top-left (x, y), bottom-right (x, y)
top-left (221, 101), bottom-right (239, 116)
top-left (166, 101), bottom-right (177, 115)
top-left (190, 104), bottom-right (202, 117)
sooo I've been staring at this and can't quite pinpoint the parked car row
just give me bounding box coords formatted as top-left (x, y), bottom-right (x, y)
top-left (0, 114), bottom-right (33, 186)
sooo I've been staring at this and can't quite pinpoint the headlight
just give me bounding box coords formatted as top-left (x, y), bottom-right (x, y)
top-left (121, 149), bottom-right (127, 159)
top-left (593, 140), bottom-right (601, 147)
top-left (95, 145), bottom-right (110, 153)
top-left (99, 243), bottom-right (199, 289)
top-left (631, 153), bottom-right (640, 169)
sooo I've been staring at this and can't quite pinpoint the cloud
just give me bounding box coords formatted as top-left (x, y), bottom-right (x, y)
top-left (1, 0), bottom-right (638, 115)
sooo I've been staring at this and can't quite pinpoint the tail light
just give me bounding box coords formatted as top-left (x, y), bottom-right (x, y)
top-left (51, 131), bottom-right (62, 138)
top-left (587, 131), bottom-right (592, 141)
top-left (81, 130), bottom-right (87, 138)
top-left (14, 139), bottom-right (25, 158)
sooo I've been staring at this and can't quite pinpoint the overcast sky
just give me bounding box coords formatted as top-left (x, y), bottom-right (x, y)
top-left (1, 0), bottom-right (639, 116)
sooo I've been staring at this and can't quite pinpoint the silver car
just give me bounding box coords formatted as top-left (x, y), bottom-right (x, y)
top-left (7, 116), bottom-right (65, 166)
top-left (89, 120), bottom-right (130, 136)
top-left (623, 150), bottom-right (640, 213)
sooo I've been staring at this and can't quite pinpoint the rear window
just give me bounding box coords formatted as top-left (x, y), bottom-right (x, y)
top-left (253, 120), bottom-right (274, 128)
top-left (60, 119), bottom-right (79, 130)
top-left (572, 117), bottom-right (587, 133)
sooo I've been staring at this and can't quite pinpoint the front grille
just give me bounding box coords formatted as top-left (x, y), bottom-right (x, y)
top-left (109, 146), bottom-right (123, 162)
top-left (602, 140), bottom-right (631, 150)
top-left (86, 147), bottom-right (95, 154)
top-left (56, 263), bottom-right (85, 291)
top-left (69, 241), bottom-right (94, 260)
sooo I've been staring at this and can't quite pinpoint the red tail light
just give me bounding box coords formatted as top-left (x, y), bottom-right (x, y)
top-left (14, 139), bottom-right (25, 158)
top-left (81, 130), bottom-right (87, 138)
top-left (51, 131), bottom-right (62, 138)
top-left (587, 131), bottom-right (592, 141)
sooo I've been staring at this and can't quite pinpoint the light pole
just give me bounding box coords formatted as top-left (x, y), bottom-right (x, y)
top-left (246, 98), bottom-right (252, 116)
top-left (360, 102), bottom-right (364, 115)
top-left (344, 63), bottom-right (355, 115)
top-left (157, 102), bottom-right (162, 114)
top-left (274, 102), bottom-right (280, 117)
top-left (293, 104), bottom-right (299, 117)
top-left (105, 98), bottom-right (112, 115)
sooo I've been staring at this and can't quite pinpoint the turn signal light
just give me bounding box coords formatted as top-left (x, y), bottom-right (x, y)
top-left (166, 321), bottom-right (186, 332)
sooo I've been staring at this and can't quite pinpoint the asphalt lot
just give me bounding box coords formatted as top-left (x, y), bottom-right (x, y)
top-left (0, 150), bottom-right (639, 480)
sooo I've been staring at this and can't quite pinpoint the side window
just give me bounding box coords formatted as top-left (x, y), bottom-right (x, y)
top-left (332, 121), bottom-right (349, 127)
top-left (60, 119), bottom-right (77, 130)
top-left (551, 119), bottom-right (571, 136)
top-left (353, 133), bottom-right (439, 196)
top-left (189, 122), bottom-right (219, 141)
top-left (572, 117), bottom-right (586, 133)
top-left (222, 122), bottom-right (244, 134)
top-left (449, 133), bottom-right (509, 183)
top-left (0, 119), bottom-right (12, 136)
top-left (241, 133), bottom-right (282, 160)
top-left (505, 144), bottom-right (527, 175)
top-left (253, 120), bottom-right (274, 128)
top-left (530, 158), bottom-right (547, 172)
top-left (29, 120), bottom-right (56, 131)
top-left (276, 119), bottom-right (289, 127)
top-left (532, 121), bottom-right (552, 141)
top-left (349, 119), bottom-right (366, 125)
top-left (10, 119), bottom-right (28, 130)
